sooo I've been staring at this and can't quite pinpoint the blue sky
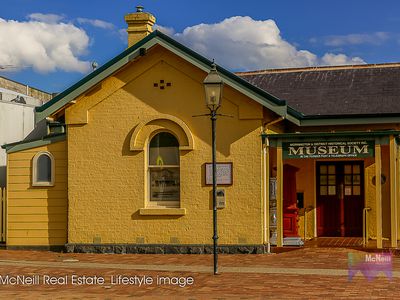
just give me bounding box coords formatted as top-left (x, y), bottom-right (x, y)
top-left (1, 0), bottom-right (400, 92)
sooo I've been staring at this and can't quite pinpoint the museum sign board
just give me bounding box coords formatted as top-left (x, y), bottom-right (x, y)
top-left (283, 141), bottom-right (375, 159)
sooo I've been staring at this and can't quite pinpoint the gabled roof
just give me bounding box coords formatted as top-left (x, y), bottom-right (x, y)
top-left (238, 63), bottom-right (400, 116)
top-left (35, 30), bottom-right (292, 124)
top-left (35, 31), bottom-right (400, 127)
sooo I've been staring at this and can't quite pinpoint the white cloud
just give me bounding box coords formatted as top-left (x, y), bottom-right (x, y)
top-left (0, 16), bottom-right (91, 73)
top-left (154, 24), bottom-right (175, 36)
top-left (163, 16), bottom-right (365, 70)
top-left (28, 13), bottom-right (65, 24)
top-left (324, 32), bottom-right (389, 46)
top-left (77, 18), bottom-right (115, 30)
top-left (118, 28), bottom-right (128, 43)
top-left (321, 53), bottom-right (365, 65)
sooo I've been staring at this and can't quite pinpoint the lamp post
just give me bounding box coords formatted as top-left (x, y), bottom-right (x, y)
top-left (203, 63), bottom-right (223, 275)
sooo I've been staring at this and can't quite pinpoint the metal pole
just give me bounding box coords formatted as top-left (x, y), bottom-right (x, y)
top-left (211, 109), bottom-right (218, 275)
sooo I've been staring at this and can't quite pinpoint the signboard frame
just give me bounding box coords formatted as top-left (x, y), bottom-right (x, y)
top-left (283, 140), bottom-right (375, 159)
top-left (205, 162), bottom-right (233, 185)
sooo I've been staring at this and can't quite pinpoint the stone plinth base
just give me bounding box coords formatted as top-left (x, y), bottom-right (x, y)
top-left (65, 244), bottom-right (269, 254)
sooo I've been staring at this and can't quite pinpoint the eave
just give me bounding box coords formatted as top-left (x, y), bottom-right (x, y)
top-left (1, 133), bottom-right (66, 154)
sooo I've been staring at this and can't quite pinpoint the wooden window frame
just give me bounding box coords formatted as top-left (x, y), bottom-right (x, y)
top-left (146, 131), bottom-right (180, 208)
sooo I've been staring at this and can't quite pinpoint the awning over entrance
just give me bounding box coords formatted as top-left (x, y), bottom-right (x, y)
top-left (263, 130), bottom-right (400, 249)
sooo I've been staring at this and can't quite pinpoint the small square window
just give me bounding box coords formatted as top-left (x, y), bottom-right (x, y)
top-left (345, 186), bottom-right (352, 196)
top-left (353, 186), bottom-right (361, 196)
top-left (328, 165), bottom-right (335, 174)
top-left (328, 186), bottom-right (336, 195)
top-left (344, 165), bottom-right (352, 174)
top-left (320, 165), bottom-right (327, 174)
top-left (345, 175), bottom-right (352, 185)
top-left (320, 186), bottom-right (327, 195)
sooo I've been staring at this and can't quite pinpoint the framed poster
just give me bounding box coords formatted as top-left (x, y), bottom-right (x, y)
top-left (269, 178), bottom-right (277, 200)
top-left (205, 162), bottom-right (233, 185)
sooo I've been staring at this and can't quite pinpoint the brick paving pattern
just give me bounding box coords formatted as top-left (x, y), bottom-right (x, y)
top-left (304, 237), bottom-right (400, 249)
top-left (0, 248), bottom-right (398, 299)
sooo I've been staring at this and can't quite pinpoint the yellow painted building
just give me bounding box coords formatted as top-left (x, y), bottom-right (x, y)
top-left (2, 7), bottom-right (400, 252)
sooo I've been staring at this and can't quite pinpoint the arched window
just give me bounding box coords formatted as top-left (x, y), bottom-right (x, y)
top-left (32, 152), bottom-right (55, 186)
top-left (148, 132), bottom-right (180, 207)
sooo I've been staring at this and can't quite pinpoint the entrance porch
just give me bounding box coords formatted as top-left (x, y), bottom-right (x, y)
top-left (264, 131), bottom-right (400, 249)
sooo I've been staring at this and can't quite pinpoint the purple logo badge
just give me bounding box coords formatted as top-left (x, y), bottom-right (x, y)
top-left (348, 252), bottom-right (392, 281)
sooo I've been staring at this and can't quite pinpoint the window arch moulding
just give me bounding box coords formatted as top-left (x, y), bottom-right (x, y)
top-left (32, 151), bottom-right (55, 187)
top-left (130, 114), bottom-right (194, 152)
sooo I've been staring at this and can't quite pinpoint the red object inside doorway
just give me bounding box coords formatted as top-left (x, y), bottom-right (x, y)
top-left (283, 164), bottom-right (300, 237)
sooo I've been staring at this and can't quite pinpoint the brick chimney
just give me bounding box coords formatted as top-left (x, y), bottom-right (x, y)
top-left (125, 5), bottom-right (156, 47)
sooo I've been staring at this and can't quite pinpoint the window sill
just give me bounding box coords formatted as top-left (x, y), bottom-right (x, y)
top-left (32, 183), bottom-right (55, 187)
top-left (139, 208), bottom-right (186, 216)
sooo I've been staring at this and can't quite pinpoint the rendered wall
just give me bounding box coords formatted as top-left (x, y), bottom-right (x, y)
top-left (65, 46), bottom-right (264, 245)
top-left (0, 101), bottom-right (36, 188)
top-left (6, 141), bottom-right (67, 246)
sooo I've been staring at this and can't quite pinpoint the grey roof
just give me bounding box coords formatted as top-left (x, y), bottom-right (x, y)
top-left (238, 64), bottom-right (400, 116)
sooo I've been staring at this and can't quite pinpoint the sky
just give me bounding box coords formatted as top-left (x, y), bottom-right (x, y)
top-left (1, 0), bottom-right (400, 93)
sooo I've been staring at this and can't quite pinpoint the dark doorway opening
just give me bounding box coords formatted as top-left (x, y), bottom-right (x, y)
top-left (316, 161), bottom-right (364, 237)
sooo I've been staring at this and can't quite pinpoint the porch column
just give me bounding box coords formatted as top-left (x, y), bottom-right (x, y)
top-left (276, 145), bottom-right (284, 247)
top-left (390, 136), bottom-right (398, 247)
top-left (375, 143), bottom-right (383, 249)
top-left (264, 143), bottom-right (270, 245)
top-left (398, 144), bottom-right (400, 241)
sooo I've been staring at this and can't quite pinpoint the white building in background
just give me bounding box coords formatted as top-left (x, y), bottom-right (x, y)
top-left (0, 76), bottom-right (52, 187)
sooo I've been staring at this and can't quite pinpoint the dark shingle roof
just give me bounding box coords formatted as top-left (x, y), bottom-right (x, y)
top-left (238, 64), bottom-right (400, 116)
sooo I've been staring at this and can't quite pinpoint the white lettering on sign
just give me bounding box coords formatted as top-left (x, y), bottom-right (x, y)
top-left (284, 141), bottom-right (373, 159)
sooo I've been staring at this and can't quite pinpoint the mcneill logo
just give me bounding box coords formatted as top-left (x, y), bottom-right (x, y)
top-left (348, 252), bottom-right (392, 281)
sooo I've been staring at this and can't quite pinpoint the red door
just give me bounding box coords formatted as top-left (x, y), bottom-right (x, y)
top-left (317, 162), bottom-right (364, 237)
top-left (283, 164), bottom-right (300, 237)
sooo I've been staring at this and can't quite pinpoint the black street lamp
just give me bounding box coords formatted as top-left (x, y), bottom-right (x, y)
top-left (203, 63), bottom-right (223, 275)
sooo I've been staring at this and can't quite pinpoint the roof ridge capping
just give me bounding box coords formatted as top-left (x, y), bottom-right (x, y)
top-left (236, 62), bottom-right (400, 75)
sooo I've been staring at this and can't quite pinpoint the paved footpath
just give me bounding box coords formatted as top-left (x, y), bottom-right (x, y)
top-left (0, 248), bottom-right (398, 299)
